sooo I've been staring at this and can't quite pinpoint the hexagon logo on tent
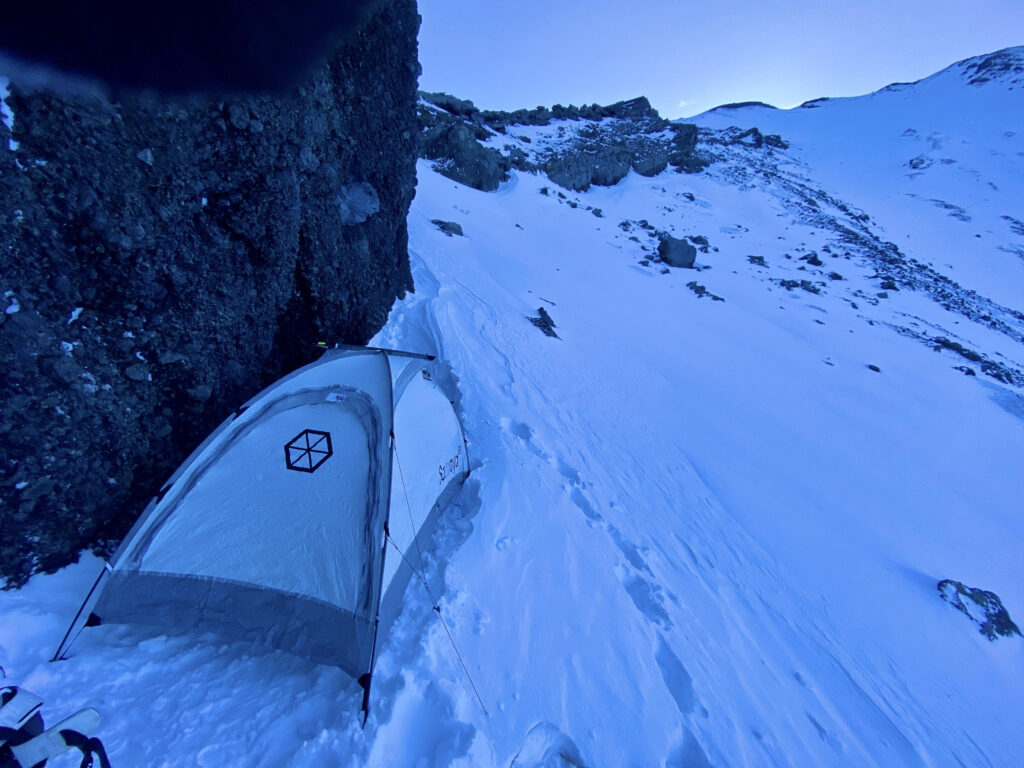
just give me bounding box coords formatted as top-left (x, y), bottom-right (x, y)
top-left (284, 429), bottom-right (333, 473)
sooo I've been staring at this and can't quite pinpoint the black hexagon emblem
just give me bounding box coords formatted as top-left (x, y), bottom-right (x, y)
top-left (284, 429), bottom-right (333, 473)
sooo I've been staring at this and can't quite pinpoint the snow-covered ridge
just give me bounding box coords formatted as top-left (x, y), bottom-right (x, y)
top-left (933, 45), bottom-right (1024, 88)
top-left (699, 46), bottom-right (1024, 113)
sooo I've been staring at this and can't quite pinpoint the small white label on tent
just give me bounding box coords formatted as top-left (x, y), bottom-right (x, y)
top-left (326, 392), bottom-right (346, 403)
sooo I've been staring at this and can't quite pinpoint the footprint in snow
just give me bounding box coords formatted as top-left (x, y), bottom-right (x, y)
top-left (557, 457), bottom-right (672, 630)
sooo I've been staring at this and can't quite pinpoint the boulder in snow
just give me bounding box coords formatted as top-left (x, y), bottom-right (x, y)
top-left (431, 219), bottom-right (463, 237)
top-left (657, 234), bottom-right (697, 268)
top-left (938, 579), bottom-right (1021, 640)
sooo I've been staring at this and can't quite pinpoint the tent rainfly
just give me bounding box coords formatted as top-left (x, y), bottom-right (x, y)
top-left (53, 346), bottom-right (469, 716)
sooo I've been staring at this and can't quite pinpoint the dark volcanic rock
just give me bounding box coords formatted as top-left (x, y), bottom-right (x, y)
top-left (417, 93), bottom-right (708, 192)
top-left (420, 121), bottom-right (508, 191)
top-left (544, 145), bottom-right (634, 191)
top-left (0, 0), bottom-right (420, 588)
top-left (686, 282), bottom-right (725, 301)
top-left (420, 91), bottom-right (478, 118)
top-left (632, 144), bottom-right (670, 177)
top-left (603, 97), bottom-right (661, 121)
top-left (939, 579), bottom-right (1021, 640)
top-left (543, 153), bottom-right (595, 192)
top-left (432, 219), bottom-right (464, 237)
top-left (667, 124), bottom-right (706, 173)
top-left (658, 235), bottom-right (697, 268)
top-left (529, 307), bottom-right (559, 338)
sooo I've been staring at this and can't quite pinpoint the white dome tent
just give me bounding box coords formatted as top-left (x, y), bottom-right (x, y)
top-left (53, 346), bottom-right (469, 717)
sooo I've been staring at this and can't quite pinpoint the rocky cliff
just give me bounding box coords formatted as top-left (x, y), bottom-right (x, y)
top-left (0, 0), bottom-right (420, 587)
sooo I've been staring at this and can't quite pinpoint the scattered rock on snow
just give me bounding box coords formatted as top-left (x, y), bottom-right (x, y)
top-left (431, 219), bottom-right (463, 237)
top-left (687, 234), bottom-right (710, 253)
top-left (529, 306), bottom-right (560, 339)
top-left (938, 580), bottom-right (1021, 640)
top-left (778, 279), bottom-right (821, 294)
top-left (686, 281), bottom-right (725, 301)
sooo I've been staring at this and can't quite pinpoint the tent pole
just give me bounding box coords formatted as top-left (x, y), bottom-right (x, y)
top-left (51, 562), bottom-right (110, 662)
top-left (322, 343), bottom-right (435, 361)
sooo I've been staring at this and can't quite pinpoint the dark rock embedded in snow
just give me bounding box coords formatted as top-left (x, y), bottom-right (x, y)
top-left (529, 307), bottom-right (560, 339)
top-left (963, 49), bottom-right (1024, 86)
top-left (779, 279), bottom-right (822, 294)
top-left (432, 219), bottom-right (464, 237)
top-left (686, 282), bottom-right (725, 301)
top-left (688, 234), bottom-right (710, 253)
top-left (938, 580), bottom-right (1021, 640)
top-left (0, 0), bottom-right (419, 588)
top-left (658, 235), bottom-right (697, 268)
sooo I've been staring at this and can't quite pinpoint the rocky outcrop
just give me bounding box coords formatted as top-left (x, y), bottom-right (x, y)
top-left (0, 0), bottom-right (420, 587)
top-left (418, 93), bottom-right (709, 192)
top-left (938, 580), bottom-right (1021, 640)
top-left (419, 121), bottom-right (509, 192)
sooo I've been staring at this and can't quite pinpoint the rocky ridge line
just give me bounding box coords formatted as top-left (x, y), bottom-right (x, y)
top-left (417, 93), bottom-right (711, 192)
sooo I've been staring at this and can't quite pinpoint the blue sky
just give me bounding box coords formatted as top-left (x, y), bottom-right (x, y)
top-left (418, 0), bottom-right (1024, 118)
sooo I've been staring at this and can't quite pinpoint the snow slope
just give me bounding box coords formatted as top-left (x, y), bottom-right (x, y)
top-left (694, 46), bottom-right (1024, 313)
top-left (2, 49), bottom-right (1023, 767)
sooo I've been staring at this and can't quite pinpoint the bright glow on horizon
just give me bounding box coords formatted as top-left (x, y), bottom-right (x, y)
top-left (418, 0), bottom-right (1024, 118)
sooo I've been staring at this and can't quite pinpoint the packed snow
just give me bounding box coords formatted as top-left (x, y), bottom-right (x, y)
top-left (2, 50), bottom-right (1022, 767)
